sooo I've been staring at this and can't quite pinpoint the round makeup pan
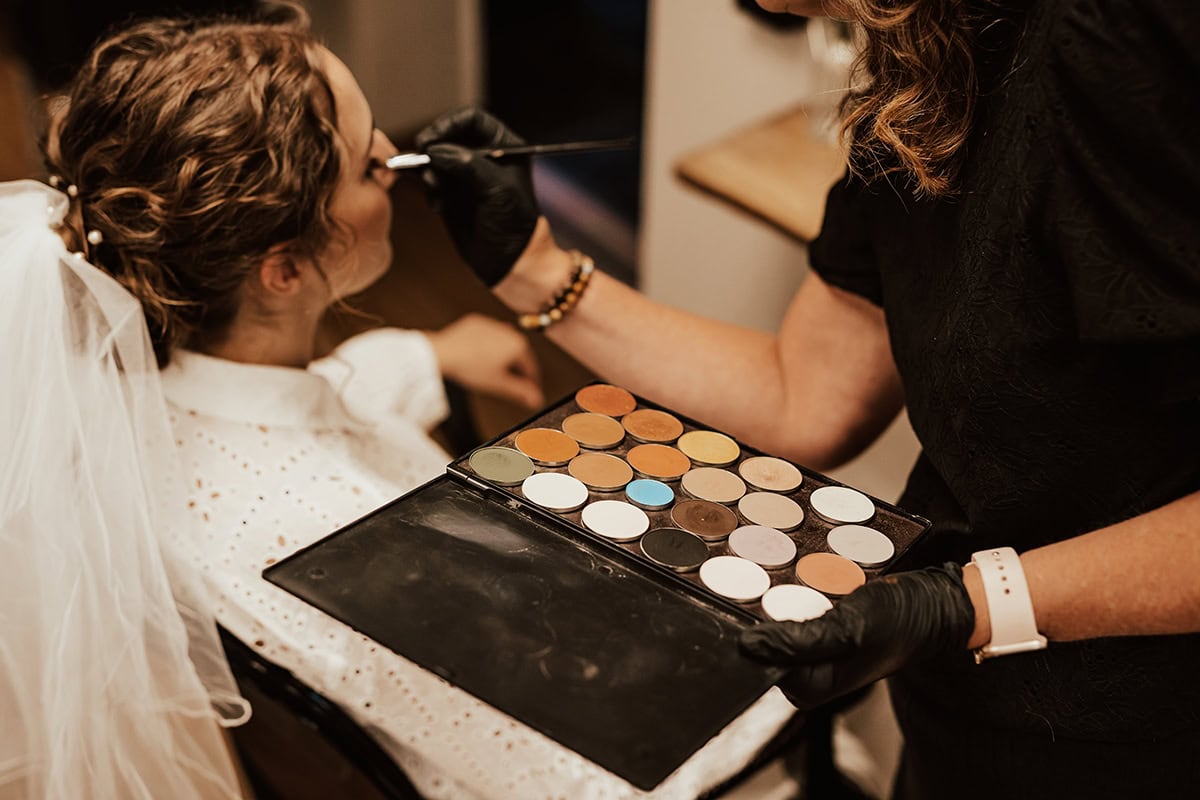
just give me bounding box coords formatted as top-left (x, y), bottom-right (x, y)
top-left (567, 453), bottom-right (634, 492)
top-left (626, 444), bottom-right (691, 481)
top-left (827, 525), bottom-right (895, 567)
top-left (581, 500), bottom-right (650, 542)
top-left (670, 498), bottom-right (739, 541)
top-left (699, 556), bottom-right (770, 603)
top-left (521, 472), bottom-right (589, 512)
top-left (809, 485), bottom-right (876, 524)
top-left (561, 412), bottom-right (626, 449)
top-left (738, 456), bottom-right (803, 493)
top-left (727, 525), bottom-right (798, 569)
top-left (676, 430), bottom-right (740, 467)
top-left (760, 584), bottom-right (834, 622)
top-left (737, 492), bottom-right (805, 531)
top-left (794, 552), bottom-right (866, 597)
top-left (467, 446), bottom-right (534, 486)
top-left (514, 428), bottom-right (580, 466)
top-left (621, 409), bottom-right (684, 444)
top-left (575, 383), bottom-right (637, 417)
top-left (680, 467), bottom-right (746, 505)
top-left (625, 479), bottom-right (675, 511)
top-left (639, 528), bottom-right (710, 572)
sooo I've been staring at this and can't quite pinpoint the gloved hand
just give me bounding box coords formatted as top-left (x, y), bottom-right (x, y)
top-left (740, 563), bottom-right (976, 710)
top-left (415, 107), bottom-right (541, 286)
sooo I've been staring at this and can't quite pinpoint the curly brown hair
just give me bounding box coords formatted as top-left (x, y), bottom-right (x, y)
top-left (43, 3), bottom-right (343, 366)
top-left (839, 0), bottom-right (980, 196)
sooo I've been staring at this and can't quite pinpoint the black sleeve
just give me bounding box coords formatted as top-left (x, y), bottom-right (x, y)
top-left (1048, 0), bottom-right (1200, 343)
top-left (807, 170), bottom-right (885, 307)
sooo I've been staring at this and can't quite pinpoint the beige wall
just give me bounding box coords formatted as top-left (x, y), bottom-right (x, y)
top-left (306, 0), bottom-right (482, 136)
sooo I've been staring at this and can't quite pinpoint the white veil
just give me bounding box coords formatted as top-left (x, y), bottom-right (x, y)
top-left (0, 180), bottom-right (250, 799)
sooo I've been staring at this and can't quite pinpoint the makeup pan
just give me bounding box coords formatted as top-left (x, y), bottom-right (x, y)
top-left (794, 553), bottom-right (866, 597)
top-left (680, 467), bottom-right (746, 505)
top-left (515, 428), bottom-right (580, 466)
top-left (760, 584), bottom-right (833, 622)
top-left (561, 412), bottom-right (626, 449)
top-left (670, 499), bottom-right (739, 542)
top-left (737, 492), bottom-right (804, 531)
top-left (699, 556), bottom-right (770, 603)
top-left (809, 486), bottom-right (875, 524)
top-left (467, 446), bottom-right (534, 486)
top-left (621, 409), bottom-right (685, 443)
top-left (521, 472), bottom-right (589, 512)
top-left (568, 453), bottom-right (634, 492)
top-left (639, 528), bottom-right (709, 572)
top-left (727, 525), bottom-right (797, 569)
top-left (625, 479), bottom-right (675, 511)
top-left (827, 525), bottom-right (895, 568)
top-left (676, 430), bottom-right (740, 467)
top-left (738, 456), bottom-right (803, 493)
top-left (627, 444), bottom-right (691, 481)
top-left (575, 383), bottom-right (637, 417)
top-left (581, 501), bottom-right (650, 542)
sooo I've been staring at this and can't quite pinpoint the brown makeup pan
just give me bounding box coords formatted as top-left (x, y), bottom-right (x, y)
top-left (794, 553), bottom-right (866, 597)
top-left (568, 453), bottom-right (634, 491)
top-left (514, 428), bottom-right (580, 466)
top-left (575, 383), bottom-right (637, 417)
top-left (562, 412), bottom-right (626, 449)
top-left (626, 444), bottom-right (692, 481)
top-left (622, 409), bottom-right (685, 443)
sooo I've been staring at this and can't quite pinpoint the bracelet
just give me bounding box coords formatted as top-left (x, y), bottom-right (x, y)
top-left (516, 250), bottom-right (595, 332)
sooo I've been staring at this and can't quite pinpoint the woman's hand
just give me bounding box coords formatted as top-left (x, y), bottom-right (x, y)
top-left (740, 564), bottom-right (976, 709)
top-left (415, 107), bottom-right (541, 287)
top-left (427, 313), bottom-right (544, 409)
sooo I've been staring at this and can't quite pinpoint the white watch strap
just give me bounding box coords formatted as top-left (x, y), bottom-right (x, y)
top-left (971, 547), bottom-right (1047, 662)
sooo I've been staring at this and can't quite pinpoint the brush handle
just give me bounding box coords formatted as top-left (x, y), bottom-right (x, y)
top-left (386, 136), bottom-right (635, 172)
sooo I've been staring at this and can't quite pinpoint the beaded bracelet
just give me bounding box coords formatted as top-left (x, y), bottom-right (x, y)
top-left (516, 249), bottom-right (595, 332)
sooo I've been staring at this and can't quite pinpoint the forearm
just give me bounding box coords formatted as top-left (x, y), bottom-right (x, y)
top-left (497, 220), bottom-right (903, 468)
top-left (964, 490), bottom-right (1200, 648)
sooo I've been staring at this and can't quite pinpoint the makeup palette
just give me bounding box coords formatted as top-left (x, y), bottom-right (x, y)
top-left (451, 384), bottom-right (930, 620)
top-left (264, 383), bottom-right (929, 790)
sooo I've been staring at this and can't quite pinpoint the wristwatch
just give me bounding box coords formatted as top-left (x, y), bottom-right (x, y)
top-left (970, 547), bottom-right (1047, 663)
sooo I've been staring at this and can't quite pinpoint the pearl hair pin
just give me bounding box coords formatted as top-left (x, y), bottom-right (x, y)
top-left (86, 229), bottom-right (103, 246)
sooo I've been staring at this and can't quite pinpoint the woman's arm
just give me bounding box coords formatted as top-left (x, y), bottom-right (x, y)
top-left (966, 490), bottom-right (1200, 647)
top-left (498, 220), bottom-right (905, 470)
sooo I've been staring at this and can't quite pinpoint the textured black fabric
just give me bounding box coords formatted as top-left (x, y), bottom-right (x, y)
top-left (808, 0), bottom-right (1200, 793)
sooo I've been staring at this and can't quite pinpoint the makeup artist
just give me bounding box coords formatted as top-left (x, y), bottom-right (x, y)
top-left (415, 1), bottom-right (1200, 797)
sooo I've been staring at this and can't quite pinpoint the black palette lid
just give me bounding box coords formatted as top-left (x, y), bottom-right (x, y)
top-left (264, 476), bottom-right (784, 790)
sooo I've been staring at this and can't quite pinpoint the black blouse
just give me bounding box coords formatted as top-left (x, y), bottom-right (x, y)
top-left (808, 0), bottom-right (1200, 753)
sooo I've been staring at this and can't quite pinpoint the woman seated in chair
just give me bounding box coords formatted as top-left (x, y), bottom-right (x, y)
top-left (40, 4), bottom-right (799, 798)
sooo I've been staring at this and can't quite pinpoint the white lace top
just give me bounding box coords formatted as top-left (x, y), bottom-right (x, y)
top-left (160, 329), bottom-right (795, 800)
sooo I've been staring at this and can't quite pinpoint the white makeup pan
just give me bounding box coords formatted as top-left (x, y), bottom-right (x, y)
top-left (698, 556), bottom-right (770, 603)
top-left (581, 500), bottom-right (651, 542)
top-left (760, 584), bottom-right (834, 622)
top-left (826, 525), bottom-right (895, 567)
top-left (809, 485), bottom-right (875, 524)
top-left (727, 525), bottom-right (797, 569)
top-left (521, 472), bottom-right (589, 512)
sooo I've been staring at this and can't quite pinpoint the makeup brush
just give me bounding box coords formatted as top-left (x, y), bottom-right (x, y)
top-left (385, 136), bottom-right (636, 171)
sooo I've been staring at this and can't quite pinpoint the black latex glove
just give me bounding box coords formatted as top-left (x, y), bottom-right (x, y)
top-left (415, 107), bottom-right (541, 286)
top-left (740, 563), bottom-right (976, 710)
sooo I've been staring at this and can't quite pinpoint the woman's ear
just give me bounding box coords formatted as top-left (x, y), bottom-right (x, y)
top-left (257, 243), bottom-right (304, 297)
